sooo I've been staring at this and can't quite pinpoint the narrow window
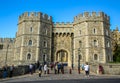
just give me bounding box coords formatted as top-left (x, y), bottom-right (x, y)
top-left (79, 30), bottom-right (81, 35)
top-left (45, 29), bottom-right (47, 35)
top-left (30, 27), bottom-right (33, 32)
top-left (107, 41), bottom-right (110, 47)
top-left (106, 29), bottom-right (108, 36)
top-left (93, 28), bottom-right (96, 34)
top-left (94, 40), bottom-right (97, 46)
top-left (79, 41), bottom-right (82, 47)
top-left (27, 53), bottom-right (31, 60)
top-left (44, 41), bottom-right (47, 47)
top-left (28, 40), bottom-right (32, 46)
top-left (94, 54), bottom-right (98, 60)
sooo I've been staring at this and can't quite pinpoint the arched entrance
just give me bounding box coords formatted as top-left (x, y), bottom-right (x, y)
top-left (56, 50), bottom-right (68, 63)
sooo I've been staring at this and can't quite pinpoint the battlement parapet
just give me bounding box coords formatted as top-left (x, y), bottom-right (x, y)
top-left (74, 12), bottom-right (110, 23)
top-left (19, 12), bottom-right (52, 23)
top-left (0, 38), bottom-right (15, 43)
top-left (54, 22), bottom-right (73, 28)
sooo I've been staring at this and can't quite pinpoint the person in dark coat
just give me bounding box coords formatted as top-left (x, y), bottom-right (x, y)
top-left (38, 64), bottom-right (42, 77)
top-left (61, 63), bottom-right (64, 74)
top-left (2, 66), bottom-right (8, 78)
top-left (9, 65), bottom-right (14, 77)
top-left (57, 63), bottom-right (61, 74)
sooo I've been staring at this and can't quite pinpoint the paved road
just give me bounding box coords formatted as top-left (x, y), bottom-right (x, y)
top-left (0, 69), bottom-right (120, 83)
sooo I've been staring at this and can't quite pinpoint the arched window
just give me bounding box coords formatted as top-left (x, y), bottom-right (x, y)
top-left (27, 53), bottom-right (31, 60)
top-left (94, 40), bottom-right (97, 46)
top-left (28, 40), bottom-right (32, 46)
top-left (94, 54), bottom-right (98, 60)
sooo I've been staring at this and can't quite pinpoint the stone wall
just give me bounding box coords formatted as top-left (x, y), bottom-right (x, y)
top-left (0, 65), bottom-right (33, 78)
top-left (90, 63), bottom-right (120, 75)
top-left (0, 38), bottom-right (15, 67)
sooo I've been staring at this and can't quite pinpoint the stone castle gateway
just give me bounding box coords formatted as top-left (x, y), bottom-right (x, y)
top-left (0, 11), bottom-right (113, 68)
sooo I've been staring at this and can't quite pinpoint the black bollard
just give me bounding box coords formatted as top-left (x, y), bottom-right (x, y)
top-left (69, 69), bottom-right (72, 74)
top-left (47, 69), bottom-right (49, 74)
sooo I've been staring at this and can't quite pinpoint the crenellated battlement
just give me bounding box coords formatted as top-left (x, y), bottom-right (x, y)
top-left (54, 22), bottom-right (73, 28)
top-left (0, 38), bottom-right (15, 43)
top-left (19, 12), bottom-right (52, 23)
top-left (74, 12), bottom-right (110, 23)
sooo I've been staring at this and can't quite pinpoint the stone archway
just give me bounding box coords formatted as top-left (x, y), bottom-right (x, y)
top-left (56, 50), bottom-right (68, 63)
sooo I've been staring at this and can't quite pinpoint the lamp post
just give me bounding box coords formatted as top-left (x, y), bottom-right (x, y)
top-left (5, 44), bottom-right (9, 65)
top-left (78, 48), bottom-right (80, 74)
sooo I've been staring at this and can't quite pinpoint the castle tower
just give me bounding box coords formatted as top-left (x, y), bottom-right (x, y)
top-left (73, 12), bottom-right (112, 67)
top-left (14, 12), bottom-right (53, 65)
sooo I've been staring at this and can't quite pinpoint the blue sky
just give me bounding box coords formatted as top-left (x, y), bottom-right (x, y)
top-left (0, 0), bottom-right (120, 38)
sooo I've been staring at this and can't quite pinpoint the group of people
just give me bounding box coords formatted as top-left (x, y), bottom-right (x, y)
top-left (37, 62), bottom-right (65, 77)
top-left (29, 63), bottom-right (40, 75)
top-left (54, 62), bottom-right (64, 74)
top-left (37, 62), bottom-right (90, 77)
top-left (28, 63), bottom-right (47, 77)
top-left (1, 64), bottom-right (14, 78)
top-left (38, 63), bottom-right (48, 77)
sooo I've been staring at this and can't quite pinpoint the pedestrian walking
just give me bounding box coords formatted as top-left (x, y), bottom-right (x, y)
top-left (84, 62), bottom-right (90, 77)
top-left (54, 63), bottom-right (57, 74)
top-left (29, 64), bottom-right (33, 75)
top-left (57, 63), bottom-right (61, 74)
top-left (9, 65), bottom-right (14, 77)
top-left (81, 64), bottom-right (84, 70)
top-left (38, 64), bottom-right (42, 77)
top-left (44, 64), bottom-right (47, 74)
top-left (61, 63), bottom-right (64, 74)
top-left (2, 65), bottom-right (8, 78)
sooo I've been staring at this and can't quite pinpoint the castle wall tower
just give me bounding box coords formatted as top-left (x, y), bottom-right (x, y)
top-left (73, 12), bottom-right (112, 67)
top-left (14, 12), bottom-right (53, 65)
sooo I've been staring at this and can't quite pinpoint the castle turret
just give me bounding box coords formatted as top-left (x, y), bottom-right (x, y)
top-left (14, 12), bottom-right (53, 65)
top-left (73, 12), bottom-right (112, 67)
